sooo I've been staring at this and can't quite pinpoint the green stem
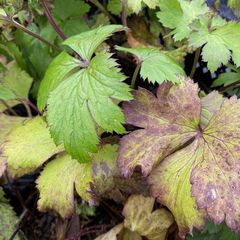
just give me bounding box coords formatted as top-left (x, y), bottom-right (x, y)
top-left (131, 61), bottom-right (141, 89)
top-left (190, 48), bottom-right (201, 78)
top-left (89, 0), bottom-right (117, 23)
top-left (0, 99), bottom-right (18, 116)
top-left (0, 15), bottom-right (60, 51)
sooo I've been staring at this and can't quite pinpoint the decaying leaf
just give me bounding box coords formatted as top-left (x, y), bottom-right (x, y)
top-left (118, 79), bottom-right (200, 177)
top-left (96, 194), bottom-right (173, 240)
top-left (119, 78), bottom-right (240, 236)
top-left (95, 224), bottom-right (124, 240)
top-left (123, 195), bottom-right (174, 240)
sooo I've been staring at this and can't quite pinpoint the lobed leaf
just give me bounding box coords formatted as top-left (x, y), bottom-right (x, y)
top-left (157, 0), bottom-right (208, 41)
top-left (123, 195), bottom-right (174, 240)
top-left (1, 116), bottom-right (62, 178)
top-left (118, 79), bottom-right (200, 177)
top-left (119, 78), bottom-right (240, 236)
top-left (127, 0), bottom-right (159, 14)
top-left (37, 153), bottom-right (92, 218)
top-left (63, 25), bottom-right (124, 61)
top-left (116, 46), bottom-right (185, 84)
top-left (189, 19), bottom-right (240, 72)
top-left (48, 52), bottom-right (132, 161)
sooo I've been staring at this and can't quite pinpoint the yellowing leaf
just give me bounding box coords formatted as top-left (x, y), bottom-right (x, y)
top-left (149, 141), bottom-right (205, 237)
top-left (0, 61), bottom-right (33, 100)
top-left (127, 0), bottom-right (159, 13)
top-left (0, 187), bottom-right (21, 240)
top-left (118, 79), bottom-right (200, 177)
top-left (48, 52), bottom-right (132, 161)
top-left (0, 113), bottom-right (26, 145)
top-left (37, 153), bottom-right (92, 218)
top-left (1, 116), bottom-right (62, 178)
top-left (36, 144), bottom-right (119, 217)
top-left (157, 0), bottom-right (208, 41)
top-left (95, 224), bottom-right (124, 240)
top-left (116, 47), bottom-right (185, 84)
top-left (123, 195), bottom-right (174, 240)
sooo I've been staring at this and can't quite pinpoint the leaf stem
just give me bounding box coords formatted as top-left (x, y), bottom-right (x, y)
top-left (121, 0), bottom-right (128, 28)
top-left (26, 100), bottom-right (41, 115)
top-left (131, 60), bottom-right (141, 89)
top-left (40, 0), bottom-right (67, 40)
top-left (0, 15), bottom-right (60, 51)
top-left (21, 100), bottom-right (32, 118)
top-left (0, 99), bottom-right (18, 116)
top-left (89, 0), bottom-right (117, 23)
top-left (190, 48), bottom-right (201, 78)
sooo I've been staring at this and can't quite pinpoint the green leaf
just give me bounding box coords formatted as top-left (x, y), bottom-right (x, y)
top-left (37, 51), bottom-right (81, 111)
top-left (116, 46), bottom-right (185, 84)
top-left (119, 79), bottom-right (240, 236)
top-left (123, 195), bottom-right (174, 240)
top-left (48, 52), bottom-right (132, 161)
top-left (127, 0), bottom-right (159, 13)
top-left (2, 116), bottom-right (62, 178)
top-left (0, 85), bottom-right (16, 101)
top-left (212, 72), bottom-right (240, 87)
top-left (118, 79), bottom-right (200, 177)
top-left (52, 0), bottom-right (90, 21)
top-left (63, 25), bottom-right (124, 61)
top-left (187, 221), bottom-right (240, 240)
top-left (37, 153), bottom-right (92, 218)
top-left (107, 0), bottom-right (122, 15)
top-left (0, 187), bottom-right (21, 240)
top-left (0, 61), bottom-right (33, 100)
top-left (157, 0), bottom-right (208, 41)
top-left (189, 20), bottom-right (240, 72)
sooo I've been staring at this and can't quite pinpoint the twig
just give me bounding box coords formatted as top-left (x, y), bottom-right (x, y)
top-left (89, 0), bottom-right (117, 23)
top-left (0, 15), bottom-right (60, 51)
top-left (131, 60), bottom-right (141, 89)
top-left (0, 99), bottom-right (18, 116)
top-left (190, 48), bottom-right (201, 78)
top-left (40, 0), bottom-right (67, 40)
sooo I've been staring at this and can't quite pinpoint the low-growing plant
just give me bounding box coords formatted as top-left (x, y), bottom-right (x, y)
top-left (1, 0), bottom-right (240, 239)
